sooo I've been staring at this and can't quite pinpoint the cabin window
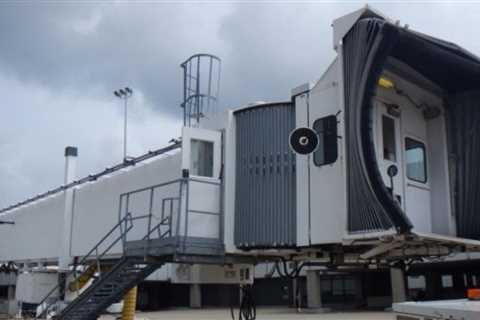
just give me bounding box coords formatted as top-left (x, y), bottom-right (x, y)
top-left (190, 139), bottom-right (214, 177)
top-left (382, 115), bottom-right (396, 161)
top-left (441, 274), bottom-right (453, 288)
top-left (405, 138), bottom-right (427, 183)
top-left (313, 115), bottom-right (338, 166)
top-left (407, 275), bottom-right (426, 290)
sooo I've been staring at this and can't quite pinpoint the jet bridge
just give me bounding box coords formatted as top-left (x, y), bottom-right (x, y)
top-left (2, 5), bottom-right (480, 318)
top-left (282, 6), bottom-right (480, 261)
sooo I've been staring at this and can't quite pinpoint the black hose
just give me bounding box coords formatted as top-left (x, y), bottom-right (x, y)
top-left (239, 285), bottom-right (256, 320)
top-left (230, 285), bottom-right (256, 320)
top-left (273, 259), bottom-right (305, 279)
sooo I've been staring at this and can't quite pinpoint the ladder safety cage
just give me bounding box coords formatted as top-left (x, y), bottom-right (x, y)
top-left (181, 54), bottom-right (221, 127)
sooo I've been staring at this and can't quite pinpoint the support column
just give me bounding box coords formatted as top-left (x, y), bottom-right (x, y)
top-left (390, 267), bottom-right (407, 304)
top-left (306, 270), bottom-right (330, 312)
top-left (425, 271), bottom-right (442, 300)
top-left (453, 272), bottom-right (465, 295)
top-left (354, 274), bottom-right (363, 307)
top-left (59, 146), bottom-right (77, 271)
top-left (189, 284), bottom-right (202, 308)
top-left (7, 285), bottom-right (17, 315)
top-left (292, 277), bottom-right (299, 309)
top-left (59, 146), bottom-right (78, 301)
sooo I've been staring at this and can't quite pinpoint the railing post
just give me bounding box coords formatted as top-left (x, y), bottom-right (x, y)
top-left (143, 189), bottom-right (153, 260)
top-left (175, 180), bottom-right (184, 252)
top-left (96, 247), bottom-right (101, 279)
top-left (219, 178), bottom-right (224, 244)
top-left (183, 179), bottom-right (190, 253)
top-left (161, 199), bottom-right (166, 222)
top-left (118, 194), bottom-right (124, 233)
top-left (169, 199), bottom-right (174, 237)
top-left (147, 188), bottom-right (154, 240)
top-left (122, 195), bottom-right (130, 252)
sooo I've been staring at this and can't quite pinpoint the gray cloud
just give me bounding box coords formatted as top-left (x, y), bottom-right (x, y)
top-left (0, 74), bottom-right (181, 207)
top-left (1, 1), bottom-right (480, 207)
top-left (0, 3), bottom-right (230, 115)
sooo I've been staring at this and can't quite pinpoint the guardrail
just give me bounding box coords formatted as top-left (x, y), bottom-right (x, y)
top-left (36, 175), bottom-right (223, 318)
top-left (36, 213), bottom-right (134, 318)
top-left (118, 176), bottom-right (223, 253)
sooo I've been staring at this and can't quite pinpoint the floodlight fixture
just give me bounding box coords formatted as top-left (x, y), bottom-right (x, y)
top-left (114, 87), bottom-right (134, 162)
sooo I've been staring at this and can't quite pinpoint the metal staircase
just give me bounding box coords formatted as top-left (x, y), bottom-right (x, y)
top-left (58, 257), bottom-right (161, 320)
top-left (35, 212), bottom-right (164, 320)
top-left (36, 176), bottom-right (224, 320)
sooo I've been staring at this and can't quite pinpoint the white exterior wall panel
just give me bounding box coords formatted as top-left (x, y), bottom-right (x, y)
top-left (71, 152), bottom-right (182, 257)
top-left (223, 111), bottom-right (238, 254)
top-left (0, 193), bottom-right (65, 262)
top-left (307, 59), bottom-right (346, 245)
top-left (294, 92), bottom-right (310, 247)
top-left (0, 152), bottom-right (182, 264)
top-left (186, 180), bottom-right (221, 239)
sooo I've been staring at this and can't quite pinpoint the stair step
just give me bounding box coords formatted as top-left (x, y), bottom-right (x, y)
top-left (94, 291), bottom-right (115, 297)
top-left (55, 257), bottom-right (162, 320)
top-left (97, 286), bottom-right (117, 292)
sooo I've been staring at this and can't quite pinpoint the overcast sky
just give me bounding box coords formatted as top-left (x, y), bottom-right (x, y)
top-left (1, 1), bottom-right (480, 208)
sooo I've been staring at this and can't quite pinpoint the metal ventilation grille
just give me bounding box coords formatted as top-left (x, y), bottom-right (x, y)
top-left (234, 102), bottom-right (296, 248)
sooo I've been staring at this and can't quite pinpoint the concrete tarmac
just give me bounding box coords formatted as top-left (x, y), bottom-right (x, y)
top-left (101, 308), bottom-right (394, 320)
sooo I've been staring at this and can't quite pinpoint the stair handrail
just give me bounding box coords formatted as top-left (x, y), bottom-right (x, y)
top-left (35, 212), bottom-right (134, 318)
top-left (119, 179), bottom-right (184, 245)
top-left (142, 216), bottom-right (171, 241)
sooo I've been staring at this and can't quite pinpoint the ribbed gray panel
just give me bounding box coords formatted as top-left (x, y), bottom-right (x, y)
top-left (343, 18), bottom-right (412, 233)
top-left (234, 102), bottom-right (296, 248)
top-left (447, 91), bottom-right (480, 240)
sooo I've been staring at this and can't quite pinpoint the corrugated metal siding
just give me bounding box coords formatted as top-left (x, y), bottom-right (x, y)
top-left (234, 102), bottom-right (296, 248)
top-left (447, 91), bottom-right (480, 240)
top-left (343, 19), bottom-right (409, 233)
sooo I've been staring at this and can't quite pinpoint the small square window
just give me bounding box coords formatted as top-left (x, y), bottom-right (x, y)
top-left (405, 138), bottom-right (427, 183)
top-left (407, 275), bottom-right (426, 289)
top-left (441, 274), bottom-right (453, 288)
top-left (190, 139), bottom-right (214, 177)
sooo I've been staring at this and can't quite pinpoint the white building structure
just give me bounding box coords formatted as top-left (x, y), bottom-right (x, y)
top-left (2, 5), bottom-right (480, 318)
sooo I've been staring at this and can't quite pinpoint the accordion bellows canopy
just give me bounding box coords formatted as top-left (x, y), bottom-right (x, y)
top-left (343, 18), bottom-right (480, 238)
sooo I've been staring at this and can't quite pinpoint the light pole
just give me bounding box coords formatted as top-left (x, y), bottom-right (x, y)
top-left (114, 87), bottom-right (133, 162)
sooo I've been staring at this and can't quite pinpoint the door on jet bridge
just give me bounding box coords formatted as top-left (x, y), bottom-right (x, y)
top-left (374, 99), bottom-right (432, 233)
top-left (399, 100), bottom-right (431, 233)
top-left (373, 100), bottom-right (405, 212)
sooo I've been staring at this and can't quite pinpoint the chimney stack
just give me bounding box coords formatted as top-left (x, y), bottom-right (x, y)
top-left (64, 146), bottom-right (78, 184)
top-left (59, 146), bottom-right (77, 272)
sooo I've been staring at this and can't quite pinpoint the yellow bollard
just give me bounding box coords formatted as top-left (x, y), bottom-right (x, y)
top-left (68, 264), bottom-right (97, 292)
top-left (121, 286), bottom-right (138, 320)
